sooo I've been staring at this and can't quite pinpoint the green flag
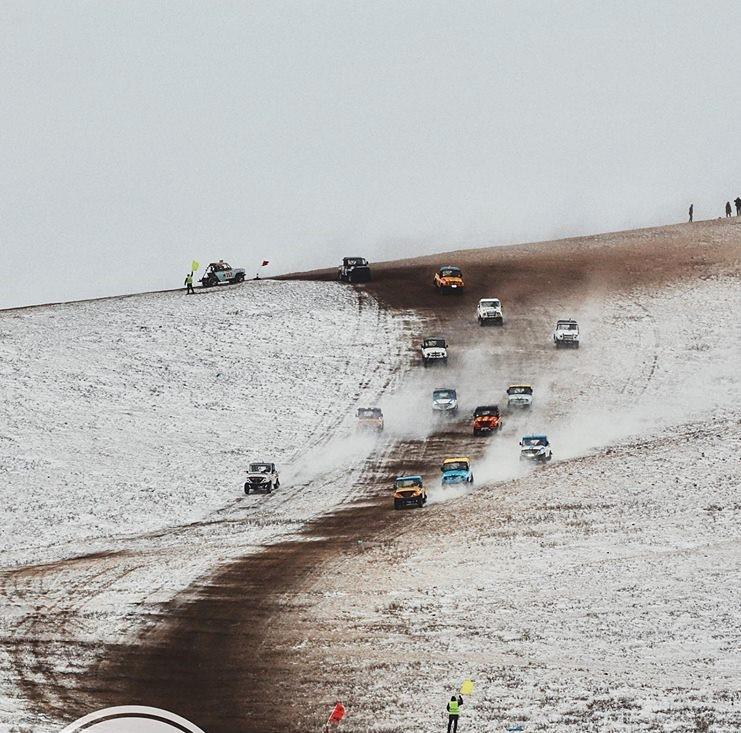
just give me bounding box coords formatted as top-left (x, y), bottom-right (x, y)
top-left (191, 260), bottom-right (200, 273)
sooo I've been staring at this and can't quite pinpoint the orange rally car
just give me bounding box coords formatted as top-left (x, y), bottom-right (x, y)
top-left (434, 265), bottom-right (464, 292)
top-left (472, 404), bottom-right (502, 436)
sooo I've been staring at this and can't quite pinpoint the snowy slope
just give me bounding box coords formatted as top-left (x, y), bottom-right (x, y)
top-left (0, 280), bottom-right (403, 566)
top-left (0, 279), bottom-right (411, 732)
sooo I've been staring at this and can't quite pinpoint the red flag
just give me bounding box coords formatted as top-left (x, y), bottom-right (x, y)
top-left (327, 702), bottom-right (345, 723)
top-left (261, 260), bottom-right (269, 267)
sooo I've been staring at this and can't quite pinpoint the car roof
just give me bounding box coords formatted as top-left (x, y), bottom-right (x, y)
top-left (439, 265), bottom-right (461, 271)
top-left (423, 336), bottom-right (446, 341)
top-left (479, 297), bottom-right (500, 302)
top-left (522, 434), bottom-right (548, 440)
top-left (395, 475), bottom-right (423, 482)
top-left (443, 456), bottom-right (470, 463)
top-left (474, 404), bottom-right (499, 410)
top-left (556, 319), bottom-right (577, 324)
top-left (434, 387), bottom-right (456, 392)
top-left (507, 384), bottom-right (532, 389)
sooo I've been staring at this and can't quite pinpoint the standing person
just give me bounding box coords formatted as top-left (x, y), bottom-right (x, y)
top-left (735, 197), bottom-right (741, 216)
top-left (184, 272), bottom-right (195, 294)
top-left (324, 700), bottom-right (345, 732)
top-left (446, 694), bottom-right (463, 733)
top-left (726, 201), bottom-right (732, 218)
top-left (688, 203), bottom-right (694, 223)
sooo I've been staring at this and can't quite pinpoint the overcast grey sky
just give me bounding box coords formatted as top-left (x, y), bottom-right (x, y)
top-left (1, 1), bottom-right (739, 308)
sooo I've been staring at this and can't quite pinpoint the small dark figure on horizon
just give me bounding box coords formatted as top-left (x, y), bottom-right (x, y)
top-left (688, 203), bottom-right (693, 223)
top-left (725, 201), bottom-right (732, 218)
top-left (185, 272), bottom-right (195, 294)
top-left (735, 197), bottom-right (741, 216)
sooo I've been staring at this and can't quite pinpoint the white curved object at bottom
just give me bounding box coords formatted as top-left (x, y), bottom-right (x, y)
top-left (59, 706), bottom-right (206, 733)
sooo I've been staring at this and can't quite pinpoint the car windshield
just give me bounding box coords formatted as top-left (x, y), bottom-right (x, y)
top-left (481, 300), bottom-right (500, 308)
top-left (558, 322), bottom-right (577, 330)
top-left (434, 390), bottom-right (456, 400)
top-left (345, 258), bottom-right (367, 266)
top-left (424, 339), bottom-right (446, 348)
top-left (440, 267), bottom-right (461, 277)
top-left (508, 386), bottom-right (532, 395)
top-left (249, 463), bottom-right (271, 473)
top-left (396, 478), bottom-right (421, 488)
top-left (443, 461), bottom-right (468, 472)
top-left (474, 407), bottom-right (498, 416)
top-left (522, 437), bottom-right (547, 447)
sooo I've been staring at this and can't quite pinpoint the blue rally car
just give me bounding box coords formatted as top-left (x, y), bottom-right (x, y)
top-left (440, 457), bottom-right (474, 486)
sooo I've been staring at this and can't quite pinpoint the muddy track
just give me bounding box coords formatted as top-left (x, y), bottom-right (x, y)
top-left (15, 220), bottom-right (740, 731)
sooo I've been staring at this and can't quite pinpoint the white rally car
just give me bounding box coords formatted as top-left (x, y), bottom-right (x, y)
top-left (200, 261), bottom-right (246, 287)
top-left (477, 298), bottom-right (504, 325)
top-left (554, 319), bottom-right (580, 348)
top-left (421, 337), bottom-right (448, 366)
top-left (506, 384), bottom-right (533, 408)
top-left (243, 462), bottom-right (280, 494)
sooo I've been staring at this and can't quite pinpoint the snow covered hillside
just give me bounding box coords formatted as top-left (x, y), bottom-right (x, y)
top-left (0, 281), bottom-right (402, 567)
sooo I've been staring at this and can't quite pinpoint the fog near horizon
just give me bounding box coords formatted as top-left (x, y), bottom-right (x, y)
top-left (1, 1), bottom-right (739, 309)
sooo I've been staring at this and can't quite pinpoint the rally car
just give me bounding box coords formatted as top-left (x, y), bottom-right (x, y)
top-left (338, 257), bottom-right (371, 283)
top-left (554, 319), bottom-right (580, 348)
top-left (357, 407), bottom-right (384, 432)
top-left (477, 298), bottom-right (504, 325)
top-left (519, 435), bottom-right (552, 462)
top-left (421, 337), bottom-right (448, 366)
top-left (472, 405), bottom-right (502, 435)
top-left (244, 462), bottom-right (280, 494)
top-left (200, 261), bottom-right (246, 287)
top-left (432, 387), bottom-right (458, 414)
top-left (506, 384), bottom-right (533, 408)
top-left (441, 457), bottom-right (474, 486)
top-left (434, 265), bottom-right (464, 293)
top-left (393, 475), bottom-right (427, 509)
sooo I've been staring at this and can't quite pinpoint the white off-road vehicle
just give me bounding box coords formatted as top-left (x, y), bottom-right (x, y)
top-left (553, 319), bottom-right (579, 348)
top-left (421, 337), bottom-right (448, 366)
top-left (506, 384), bottom-right (533, 408)
top-left (432, 387), bottom-right (458, 414)
top-left (477, 298), bottom-right (504, 325)
top-left (519, 435), bottom-right (552, 462)
top-left (200, 261), bottom-right (246, 287)
top-left (243, 462), bottom-right (280, 494)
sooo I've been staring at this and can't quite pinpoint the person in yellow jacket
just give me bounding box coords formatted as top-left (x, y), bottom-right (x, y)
top-left (184, 272), bottom-right (195, 295)
top-left (446, 694), bottom-right (463, 733)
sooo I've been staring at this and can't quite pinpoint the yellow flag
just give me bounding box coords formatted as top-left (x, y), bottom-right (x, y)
top-left (460, 679), bottom-right (474, 695)
top-left (191, 260), bottom-right (200, 272)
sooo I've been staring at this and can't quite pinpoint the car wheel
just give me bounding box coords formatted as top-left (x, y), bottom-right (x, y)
top-left (244, 483), bottom-right (250, 494)
top-left (234, 272), bottom-right (245, 283)
top-left (394, 500), bottom-right (401, 510)
top-left (275, 479), bottom-right (280, 488)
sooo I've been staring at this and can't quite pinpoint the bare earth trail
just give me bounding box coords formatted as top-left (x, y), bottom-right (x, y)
top-left (11, 219), bottom-right (741, 732)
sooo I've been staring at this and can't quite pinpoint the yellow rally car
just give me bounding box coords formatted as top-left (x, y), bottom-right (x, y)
top-left (393, 475), bottom-right (427, 509)
top-left (434, 265), bottom-right (464, 293)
